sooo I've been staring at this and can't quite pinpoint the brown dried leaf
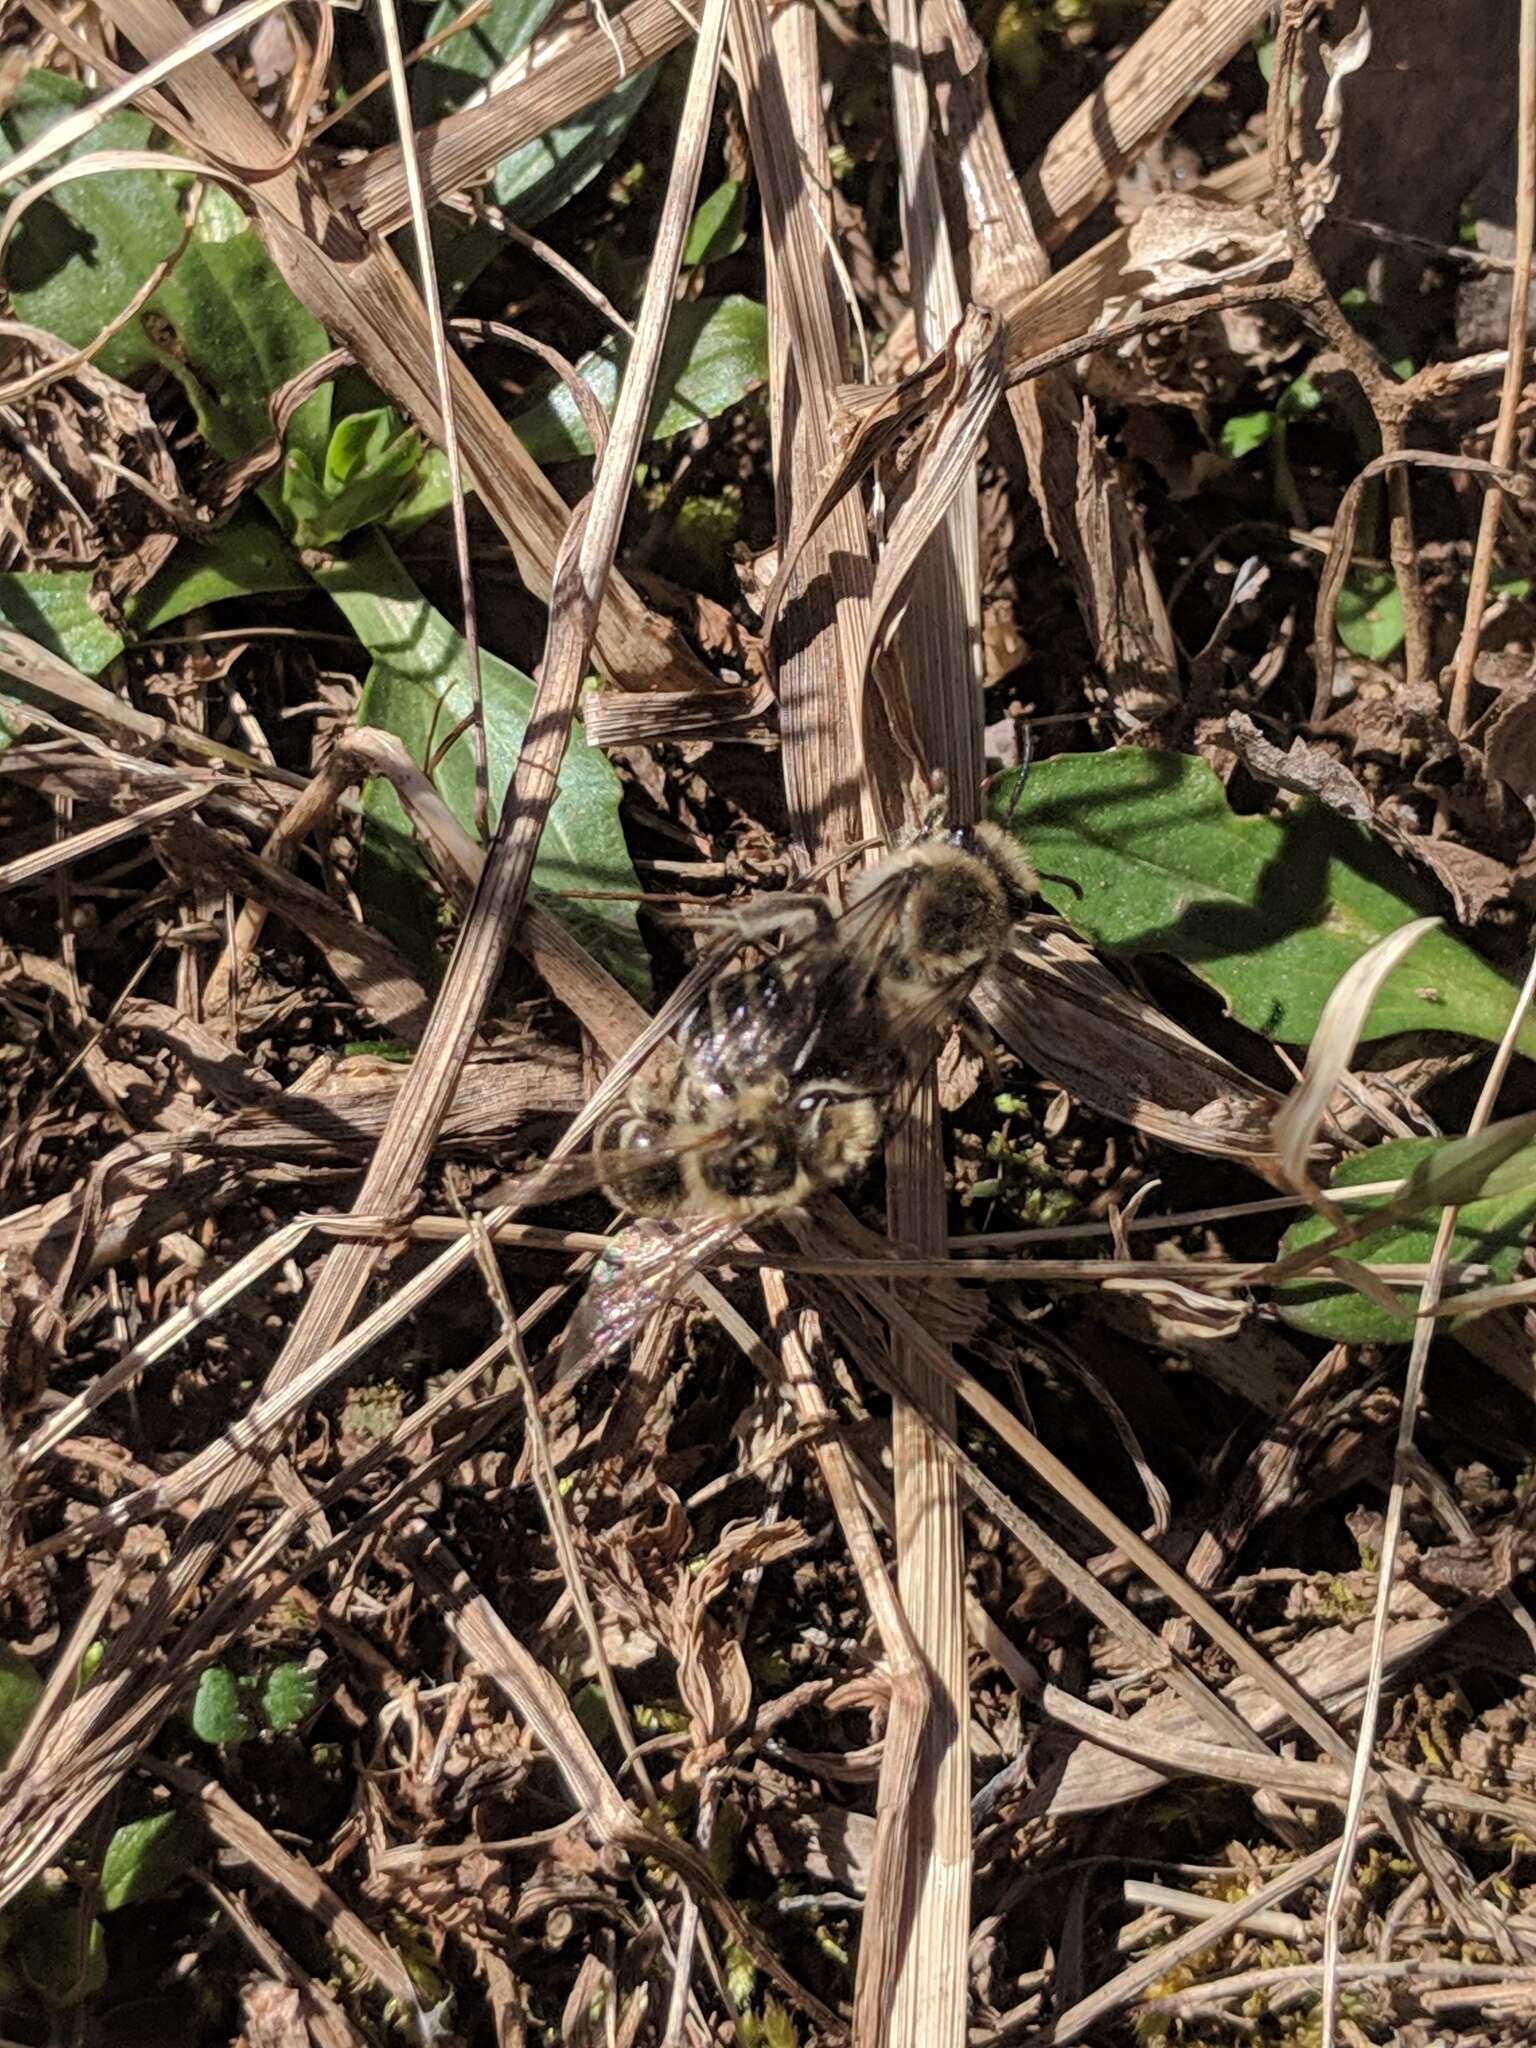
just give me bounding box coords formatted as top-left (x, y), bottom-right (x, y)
top-left (669, 1517), bottom-right (806, 1774)
top-left (1483, 677), bottom-right (1536, 803)
top-left (974, 930), bottom-right (1285, 1175)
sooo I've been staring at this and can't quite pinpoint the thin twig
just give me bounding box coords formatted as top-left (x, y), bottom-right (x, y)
top-left (1447, 0), bottom-right (1536, 734)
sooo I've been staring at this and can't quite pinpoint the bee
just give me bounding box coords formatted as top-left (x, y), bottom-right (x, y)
top-left (569, 797), bottom-right (1037, 1361)
top-left (842, 808), bottom-right (1038, 1026)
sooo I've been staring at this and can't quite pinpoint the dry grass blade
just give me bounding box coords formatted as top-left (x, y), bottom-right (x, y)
top-left (1038, 1835), bottom-right (1356, 2047)
top-left (0, 0), bottom-right (737, 1917)
top-left (8, 0), bottom-right (1535, 2032)
top-left (0, 624), bottom-right (298, 782)
top-left (851, 305), bottom-right (1003, 762)
top-left (330, 0), bottom-right (691, 234)
top-left (1269, 917), bottom-right (1442, 1198)
top-left (1, 0), bottom-right (294, 188)
top-left (375, 0), bottom-right (489, 837)
top-left (975, 933), bottom-right (1286, 1174)
top-left (728, 0), bottom-right (889, 854)
top-left (155, 1762), bottom-right (421, 2013)
top-left (868, 0), bottom-right (991, 2034)
top-left (1021, 0), bottom-right (1274, 248)
top-left (1309, 450), bottom-right (1532, 721)
top-left (1319, 938), bottom-right (1536, 2046)
top-left (153, 817), bottom-right (433, 1042)
top-left (0, 782), bottom-right (206, 891)
top-left (99, 0), bottom-right (707, 692)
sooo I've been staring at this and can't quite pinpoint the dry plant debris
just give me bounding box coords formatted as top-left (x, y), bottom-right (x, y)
top-left (2, 0), bottom-right (1536, 2044)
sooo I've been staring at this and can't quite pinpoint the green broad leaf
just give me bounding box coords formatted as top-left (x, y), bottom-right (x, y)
top-left (0, 572), bottom-right (123, 675)
top-left (1337, 568), bottom-right (1405, 661)
top-left (998, 751), bottom-right (1536, 1055)
top-left (317, 533), bottom-right (650, 1000)
top-left (1275, 1134), bottom-right (1536, 1341)
top-left (487, 62), bottom-right (655, 229)
top-left (12, 1890), bottom-right (106, 2006)
top-left (0, 1648), bottom-right (41, 1767)
top-left (2, 73), bottom-right (332, 470)
top-left (190, 1665), bottom-right (254, 1747)
top-left (259, 1660), bottom-right (319, 1733)
top-left (510, 296), bottom-right (769, 462)
top-left (283, 407), bottom-right (431, 547)
top-left (1219, 409), bottom-right (1275, 459)
top-left (99, 1810), bottom-right (196, 1912)
top-left (127, 509), bottom-right (308, 630)
top-left (684, 179), bottom-right (747, 266)
top-left (416, 0), bottom-right (555, 108)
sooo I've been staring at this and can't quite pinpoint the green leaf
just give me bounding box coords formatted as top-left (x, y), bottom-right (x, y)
top-left (316, 533), bottom-right (650, 999)
top-left (0, 571), bottom-right (122, 675)
top-left (416, 0), bottom-right (555, 108)
top-left (997, 751), bottom-right (1536, 1054)
top-left (190, 1665), bottom-right (254, 1747)
top-left (1277, 371), bottom-right (1323, 419)
top-left (1219, 409), bottom-right (1275, 459)
top-left (260, 1660), bottom-right (319, 1733)
top-left (1337, 569), bottom-right (1405, 660)
top-left (127, 509), bottom-right (309, 631)
top-left (1390, 1110), bottom-right (1536, 1213)
top-left (510, 296), bottom-right (769, 462)
top-left (11, 1890), bottom-right (106, 2006)
top-left (1275, 1134), bottom-right (1536, 1341)
top-left (740, 1999), bottom-right (800, 2048)
top-left (724, 1938), bottom-right (757, 2009)
top-left (0, 1648), bottom-right (41, 1768)
top-left (2, 73), bottom-right (332, 469)
top-left (487, 63), bottom-right (656, 230)
top-left (684, 179), bottom-right (747, 265)
top-left (99, 1810), bottom-right (196, 1912)
top-left (284, 407), bottom-right (431, 547)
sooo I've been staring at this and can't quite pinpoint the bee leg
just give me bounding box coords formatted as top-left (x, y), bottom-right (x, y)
top-left (717, 894), bottom-right (837, 949)
top-left (958, 1010), bottom-right (1007, 1093)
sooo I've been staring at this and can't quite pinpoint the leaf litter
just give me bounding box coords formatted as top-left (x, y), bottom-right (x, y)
top-left (3, 1), bottom-right (1536, 2045)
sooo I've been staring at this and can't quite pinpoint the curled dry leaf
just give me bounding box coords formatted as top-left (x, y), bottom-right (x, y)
top-left (1107, 190), bottom-right (1285, 313)
top-left (1269, 917), bottom-right (1442, 1198)
top-left (1482, 677), bottom-right (1536, 804)
top-left (669, 1516), bottom-right (807, 1777)
top-left (974, 927), bottom-right (1285, 1175)
top-left (1227, 711), bottom-right (1513, 923)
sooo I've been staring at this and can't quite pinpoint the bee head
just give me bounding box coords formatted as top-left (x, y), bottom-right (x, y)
top-left (695, 1079), bottom-right (884, 1215)
top-left (597, 1104), bottom-right (689, 1218)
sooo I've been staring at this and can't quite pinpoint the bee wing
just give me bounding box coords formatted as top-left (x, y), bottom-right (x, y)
top-left (482, 1109), bottom-right (745, 1214)
top-left (563, 1211), bottom-right (749, 1367)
